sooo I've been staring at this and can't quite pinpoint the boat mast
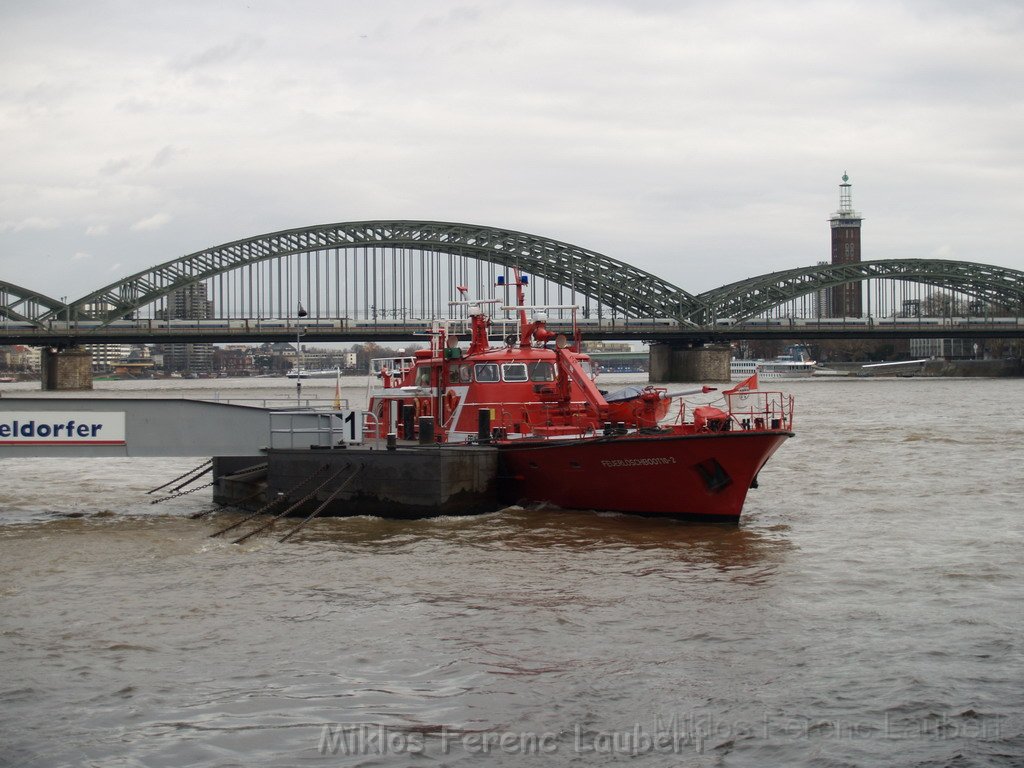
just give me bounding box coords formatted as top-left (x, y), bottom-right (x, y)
top-left (450, 285), bottom-right (497, 356)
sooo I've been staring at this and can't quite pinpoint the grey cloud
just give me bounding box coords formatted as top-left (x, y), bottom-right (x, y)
top-left (150, 145), bottom-right (181, 169)
top-left (1, 0), bottom-right (1022, 298)
top-left (99, 157), bottom-right (136, 176)
top-left (116, 96), bottom-right (158, 114)
top-left (171, 34), bottom-right (266, 71)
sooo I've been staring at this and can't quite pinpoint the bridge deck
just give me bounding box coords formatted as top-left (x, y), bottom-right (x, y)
top-left (2, 317), bottom-right (1023, 346)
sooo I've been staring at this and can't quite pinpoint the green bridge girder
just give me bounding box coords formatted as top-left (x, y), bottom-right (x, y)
top-left (50, 221), bottom-right (703, 327)
top-left (0, 280), bottom-right (65, 328)
top-left (4, 221), bottom-right (1024, 329)
top-left (692, 259), bottom-right (1024, 324)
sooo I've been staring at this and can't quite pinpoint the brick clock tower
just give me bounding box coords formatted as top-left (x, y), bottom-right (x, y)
top-left (829, 172), bottom-right (863, 317)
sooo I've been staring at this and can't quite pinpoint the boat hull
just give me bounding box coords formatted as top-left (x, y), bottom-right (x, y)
top-left (497, 430), bottom-right (792, 521)
top-left (286, 369), bottom-right (340, 379)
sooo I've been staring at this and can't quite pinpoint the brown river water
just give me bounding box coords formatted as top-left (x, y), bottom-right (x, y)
top-left (1, 375), bottom-right (1022, 767)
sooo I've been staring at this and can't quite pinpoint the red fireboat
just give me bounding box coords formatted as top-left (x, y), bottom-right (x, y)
top-left (368, 274), bottom-right (794, 522)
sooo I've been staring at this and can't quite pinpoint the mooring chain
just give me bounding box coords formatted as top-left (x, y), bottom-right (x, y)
top-left (145, 459), bottom-right (213, 495)
top-left (168, 464), bottom-right (213, 493)
top-left (209, 463), bottom-right (331, 538)
top-left (220, 462), bottom-right (269, 480)
top-left (264, 466), bottom-right (350, 519)
top-left (231, 466), bottom-right (351, 545)
top-left (150, 480), bottom-right (216, 504)
top-left (241, 462), bottom-right (330, 517)
top-left (278, 464), bottom-right (363, 543)
top-left (189, 486), bottom-right (266, 519)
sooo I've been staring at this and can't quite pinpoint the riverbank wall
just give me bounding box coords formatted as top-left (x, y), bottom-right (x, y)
top-left (919, 359), bottom-right (1024, 377)
top-left (822, 359), bottom-right (1024, 377)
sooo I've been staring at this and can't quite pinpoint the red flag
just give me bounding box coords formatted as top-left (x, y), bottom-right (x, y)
top-left (725, 372), bottom-right (758, 394)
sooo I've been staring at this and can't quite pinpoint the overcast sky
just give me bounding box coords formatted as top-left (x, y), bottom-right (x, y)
top-left (2, 0), bottom-right (1022, 303)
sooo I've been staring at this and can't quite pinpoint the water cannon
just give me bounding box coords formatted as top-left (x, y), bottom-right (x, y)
top-left (659, 386), bottom-right (718, 400)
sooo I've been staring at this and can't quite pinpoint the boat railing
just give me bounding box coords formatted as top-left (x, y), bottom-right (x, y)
top-left (369, 357), bottom-right (416, 375)
top-left (367, 356), bottom-right (417, 403)
top-left (725, 391), bottom-right (795, 431)
top-left (361, 410), bottom-right (380, 441)
top-left (204, 395), bottom-right (349, 410)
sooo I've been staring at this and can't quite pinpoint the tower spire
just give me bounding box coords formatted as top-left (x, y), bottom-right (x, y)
top-left (835, 171), bottom-right (860, 218)
top-left (827, 172), bottom-right (864, 317)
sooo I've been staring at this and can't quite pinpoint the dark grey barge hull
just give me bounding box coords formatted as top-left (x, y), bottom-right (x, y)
top-left (213, 444), bottom-right (501, 519)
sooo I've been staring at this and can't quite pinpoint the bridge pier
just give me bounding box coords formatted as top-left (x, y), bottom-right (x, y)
top-left (40, 348), bottom-right (93, 391)
top-left (650, 343), bottom-right (730, 383)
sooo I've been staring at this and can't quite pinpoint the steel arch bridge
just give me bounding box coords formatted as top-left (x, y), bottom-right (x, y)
top-left (2, 220), bottom-right (1024, 330)
top-left (0, 281), bottom-right (66, 324)
top-left (692, 259), bottom-right (1024, 324)
top-left (53, 221), bottom-right (703, 327)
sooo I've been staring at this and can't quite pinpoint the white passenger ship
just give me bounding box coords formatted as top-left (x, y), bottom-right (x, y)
top-left (730, 357), bottom-right (817, 381)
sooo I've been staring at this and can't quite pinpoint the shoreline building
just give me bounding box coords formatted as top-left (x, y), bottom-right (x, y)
top-left (828, 172), bottom-right (863, 317)
top-left (813, 261), bottom-right (832, 318)
top-left (160, 284), bottom-right (215, 373)
top-left (88, 342), bottom-right (134, 371)
top-left (82, 301), bottom-right (135, 372)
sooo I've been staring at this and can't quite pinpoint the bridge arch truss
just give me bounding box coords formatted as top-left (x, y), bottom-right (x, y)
top-left (1, 281), bottom-right (65, 327)
top-left (694, 260), bottom-right (1024, 324)
top-left (6, 225), bottom-right (1024, 333)
top-left (56, 221), bottom-right (702, 327)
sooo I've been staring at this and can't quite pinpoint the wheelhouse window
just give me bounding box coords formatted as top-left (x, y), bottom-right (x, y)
top-left (502, 363), bottom-right (529, 382)
top-left (527, 361), bottom-right (555, 381)
top-left (415, 366), bottom-right (432, 387)
top-left (579, 360), bottom-right (594, 378)
top-left (474, 363), bottom-right (499, 382)
top-left (449, 364), bottom-right (472, 384)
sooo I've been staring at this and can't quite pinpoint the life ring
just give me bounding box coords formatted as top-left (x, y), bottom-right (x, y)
top-left (446, 390), bottom-right (460, 413)
top-left (416, 397), bottom-right (432, 418)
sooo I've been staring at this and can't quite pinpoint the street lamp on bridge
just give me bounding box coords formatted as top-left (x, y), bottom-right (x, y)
top-left (295, 301), bottom-right (308, 407)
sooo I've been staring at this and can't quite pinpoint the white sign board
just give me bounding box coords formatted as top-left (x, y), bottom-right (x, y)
top-left (0, 412), bottom-right (127, 445)
top-left (331, 410), bottom-right (364, 444)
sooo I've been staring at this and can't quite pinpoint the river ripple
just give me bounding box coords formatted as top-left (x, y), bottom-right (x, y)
top-left (1, 377), bottom-right (1022, 766)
